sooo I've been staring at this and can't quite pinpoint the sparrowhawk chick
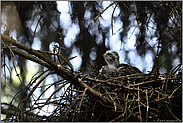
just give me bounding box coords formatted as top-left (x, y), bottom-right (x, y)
top-left (100, 50), bottom-right (142, 76)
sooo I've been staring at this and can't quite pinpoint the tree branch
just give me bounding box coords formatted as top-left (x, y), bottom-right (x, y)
top-left (1, 34), bottom-right (116, 108)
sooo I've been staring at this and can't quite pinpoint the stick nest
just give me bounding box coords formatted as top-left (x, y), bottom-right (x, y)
top-left (2, 65), bottom-right (182, 122)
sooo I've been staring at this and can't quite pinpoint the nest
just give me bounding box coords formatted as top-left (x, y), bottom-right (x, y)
top-left (67, 66), bottom-right (182, 122)
top-left (2, 64), bottom-right (182, 122)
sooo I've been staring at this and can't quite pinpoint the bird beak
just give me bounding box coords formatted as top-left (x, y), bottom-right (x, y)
top-left (102, 53), bottom-right (105, 57)
top-left (102, 53), bottom-right (106, 57)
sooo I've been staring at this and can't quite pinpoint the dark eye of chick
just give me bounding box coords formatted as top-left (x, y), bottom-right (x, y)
top-left (106, 52), bottom-right (111, 56)
top-left (107, 53), bottom-right (115, 60)
top-left (106, 53), bottom-right (112, 57)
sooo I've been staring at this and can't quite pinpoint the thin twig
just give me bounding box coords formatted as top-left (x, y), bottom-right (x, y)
top-left (91, 2), bottom-right (116, 25)
top-left (145, 90), bottom-right (149, 121)
top-left (32, 2), bottom-right (53, 42)
top-left (137, 86), bottom-right (142, 121)
top-left (77, 88), bottom-right (88, 113)
top-left (111, 2), bottom-right (118, 35)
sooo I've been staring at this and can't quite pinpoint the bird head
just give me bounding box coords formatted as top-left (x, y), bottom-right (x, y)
top-left (103, 50), bottom-right (120, 68)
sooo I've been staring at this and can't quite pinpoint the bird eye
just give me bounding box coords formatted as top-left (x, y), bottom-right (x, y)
top-left (106, 53), bottom-right (112, 56)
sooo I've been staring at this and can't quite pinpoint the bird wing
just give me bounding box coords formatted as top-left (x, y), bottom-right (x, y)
top-left (99, 65), bottom-right (107, 73)
top-left (117, 63), bottom-right (142, 75)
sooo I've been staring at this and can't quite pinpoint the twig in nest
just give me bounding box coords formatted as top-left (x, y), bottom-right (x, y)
top-left (145, 90), bottom-right (149, 122)
top-left (137, 86), bottom-right (142, 121)
top-left (77, 88), bottom-right (88, 113)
